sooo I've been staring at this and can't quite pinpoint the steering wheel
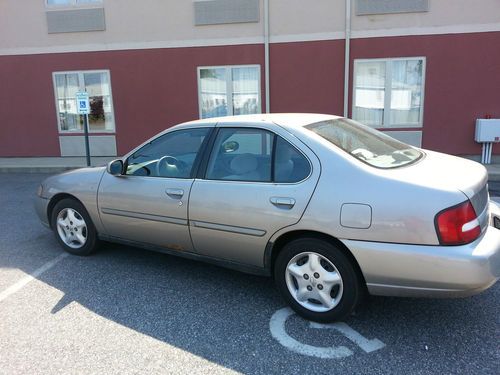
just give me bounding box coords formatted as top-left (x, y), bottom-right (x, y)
top-left (156, 155), bottom-right (188, 177)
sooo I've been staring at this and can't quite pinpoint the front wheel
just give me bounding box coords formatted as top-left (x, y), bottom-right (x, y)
top-left (274, 238), bottom-right (362, 322)
top-left (50, 198), bottom-right (100, 256)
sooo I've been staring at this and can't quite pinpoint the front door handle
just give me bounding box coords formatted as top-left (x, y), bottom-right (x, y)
top-left (166, 188), bottom-right (184, 199)
top-left (270, 197), bottom-right (296, 209)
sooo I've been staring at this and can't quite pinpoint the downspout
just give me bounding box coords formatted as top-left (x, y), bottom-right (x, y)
top-left (264, 0), bottom-right (270, 113)
top-left (343, 0), bottom-right (351, 117)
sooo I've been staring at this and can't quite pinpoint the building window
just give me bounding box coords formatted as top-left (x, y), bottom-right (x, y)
top-left (46, 0), bottom-right (102, 7)
top-left (53, 70), bottom-right (115, 133)
top-left (352, 58), bottom-right (425, 128)
top-left (198, 65), bottom-right (261, 119)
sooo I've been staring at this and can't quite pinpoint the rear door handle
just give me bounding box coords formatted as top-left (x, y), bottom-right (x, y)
top-left (270, 197), bottom-right (296, 209)
top-left (166, 188), bottom-right (184, 199)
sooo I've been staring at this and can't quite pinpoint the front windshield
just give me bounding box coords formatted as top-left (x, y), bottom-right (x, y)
top-left (305, 118), bottom-right (423, 169)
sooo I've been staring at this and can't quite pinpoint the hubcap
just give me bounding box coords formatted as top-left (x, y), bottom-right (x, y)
top-left (56, 208), bottom-right (87, 249)
top-left (285, 252), bottom-right (344, 312)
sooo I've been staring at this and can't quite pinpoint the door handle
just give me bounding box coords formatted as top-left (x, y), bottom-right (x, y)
top-left (270, 197), bottom-right (296, 209)
top-left (166, 188), bottom-right (184, 199)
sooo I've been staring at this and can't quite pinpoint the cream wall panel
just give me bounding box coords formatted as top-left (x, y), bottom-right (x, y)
top-left (269, 0), bottom-right (345, 36)
top-left (0, 0), bottom-right (499, 53)
top-left (0, 0), bottom-right (264, 50)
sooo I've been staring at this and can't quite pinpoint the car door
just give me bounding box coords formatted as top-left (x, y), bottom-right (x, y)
top-left (98, 126), bottom-right (212, 251)
top-left (188, 123), bottom-right (320, 267)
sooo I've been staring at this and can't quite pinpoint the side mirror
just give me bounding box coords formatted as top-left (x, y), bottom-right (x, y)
top-left (107, 159), bottom-right (124, 176)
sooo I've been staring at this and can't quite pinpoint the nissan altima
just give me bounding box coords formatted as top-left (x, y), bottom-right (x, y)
top-left (35, 114), bottom-right (500, 322)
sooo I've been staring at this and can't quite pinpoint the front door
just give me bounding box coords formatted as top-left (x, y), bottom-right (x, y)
top-left (188, 124), bottom-right (320, 267)
top-left (98, 127), bottom-right (212, 252)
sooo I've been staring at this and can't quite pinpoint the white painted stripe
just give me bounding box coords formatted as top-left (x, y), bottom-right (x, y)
top-left (270, 31), bottom-right (345, 43)
top-left (0, 253), bottom-right (69, 302)
top-left (269, 307), bottom-right (353, 359)
top-left (0, 36), bottom-right (265, 56)
top-left (1, 23), bottom-right (499, 56)
top-left (310, 321), bottom-right (386, 353)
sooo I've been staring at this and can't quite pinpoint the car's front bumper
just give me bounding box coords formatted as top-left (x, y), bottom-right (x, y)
top-left (35, 195), bottom-right (50, 228)
top-left (343, 201), bottom-right (500, 298)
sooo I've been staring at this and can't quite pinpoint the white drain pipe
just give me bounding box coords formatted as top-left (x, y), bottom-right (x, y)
top-left (343, 0), bottom-right (351, 117)
top-left (264, 0), bottom-right (270, 113)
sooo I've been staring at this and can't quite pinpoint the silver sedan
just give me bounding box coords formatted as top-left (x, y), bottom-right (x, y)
top-left (35, 114), bottom-right (500, 322)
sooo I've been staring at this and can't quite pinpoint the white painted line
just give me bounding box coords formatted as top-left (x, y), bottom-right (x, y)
top-left (269, 307), bottom-right (353, 359)
top-left (310, 322), bottom-right (386, 353)
top-left (0, 253), bottom-right (69, 303)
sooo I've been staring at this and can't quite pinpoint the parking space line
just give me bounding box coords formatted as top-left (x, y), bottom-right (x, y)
top-left (0, 252), bottom-right (69, 302)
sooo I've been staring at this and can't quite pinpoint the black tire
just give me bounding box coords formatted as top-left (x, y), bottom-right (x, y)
top-left (274, 237), bottom-right (362, 322)
top-left (50, 198), bottom-right (100, 256)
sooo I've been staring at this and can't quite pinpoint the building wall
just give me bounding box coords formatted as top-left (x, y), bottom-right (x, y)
top-left (0, 44), bottom-right (265, 156)
top-left (0, 1), bottom-right (499, 158)
top-left (349, 32), bottom-right (500, 156)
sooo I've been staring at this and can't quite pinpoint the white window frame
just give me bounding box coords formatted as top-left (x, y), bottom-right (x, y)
top-left (197, 64), bottom-right (262, 119)
top-left (45, 0), bottom-right (103, 9)
top-left (52, 69), bottom-right (115, 134)
top-left (352, 56), bottom-right (426, 128)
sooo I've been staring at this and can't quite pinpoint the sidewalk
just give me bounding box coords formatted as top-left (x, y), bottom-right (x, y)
top-left (1, 157), bottom-right (499, 182)
top-left (0, 157), bottom-right (115, 173)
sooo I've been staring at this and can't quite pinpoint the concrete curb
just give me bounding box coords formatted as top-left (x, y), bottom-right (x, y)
top-left (0, 167), bottom-right (78, 174)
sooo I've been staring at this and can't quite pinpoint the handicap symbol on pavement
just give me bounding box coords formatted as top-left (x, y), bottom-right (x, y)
top-left (269, 307), bottom-right (385, 359)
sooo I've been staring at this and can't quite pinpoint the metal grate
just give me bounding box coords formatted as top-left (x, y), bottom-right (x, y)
top-left (194, 0), bottom-right (259, 26)
top-left (46, 8), bottom-right (105, 33)
top-left (356, 0), bottom-right (429, 16)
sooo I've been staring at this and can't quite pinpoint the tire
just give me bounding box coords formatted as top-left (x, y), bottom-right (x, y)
top-left (274, 237), bottom-right (362, 322)
top-left (50, 198), bottom-right (100, 256)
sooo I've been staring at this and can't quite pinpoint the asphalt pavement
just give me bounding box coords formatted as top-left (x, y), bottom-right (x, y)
top-left (0, 173), bottom-right (499, 375)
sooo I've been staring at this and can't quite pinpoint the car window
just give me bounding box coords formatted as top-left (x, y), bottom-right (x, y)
top-left (305, 118), bottom-right (423, 169)
top-left (126, 128), bottom-right (210, 178)
top-left (206, 128), bottom-right (273, 182)
top-left (274, 137), bottom-right (310, 183)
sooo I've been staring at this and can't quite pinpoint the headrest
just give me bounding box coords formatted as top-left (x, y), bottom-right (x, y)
top-left (230, 153), bottom-right (258, 174)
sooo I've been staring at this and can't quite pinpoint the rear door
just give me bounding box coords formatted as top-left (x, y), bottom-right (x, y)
top-left (188, 122), bottom-right (320, 267)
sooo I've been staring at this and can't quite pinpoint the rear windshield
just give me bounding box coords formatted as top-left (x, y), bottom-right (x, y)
top-left (305, 119), bottom-right (423, 169)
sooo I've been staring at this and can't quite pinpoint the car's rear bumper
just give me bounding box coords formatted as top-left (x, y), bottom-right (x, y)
top-left (343, 202), bottom-right (500, 298)
top-left (35, 195), bottom-right (50, 228)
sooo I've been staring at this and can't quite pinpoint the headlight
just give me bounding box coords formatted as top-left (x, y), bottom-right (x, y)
top-left (36, 184), bottom-right (44, 197)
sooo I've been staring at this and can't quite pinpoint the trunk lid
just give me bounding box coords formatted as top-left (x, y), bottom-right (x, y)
top-left (379, 150), bottom-right (489, 232)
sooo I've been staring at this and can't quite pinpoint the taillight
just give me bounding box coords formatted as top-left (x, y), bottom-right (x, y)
top-left (435, 200), bottom-right (481, 245)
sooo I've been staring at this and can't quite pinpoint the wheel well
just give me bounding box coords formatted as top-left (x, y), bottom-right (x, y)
top-left (46, 193), bottom-right (82, 228)
top-left (268, 230), bottom-right (367, 286)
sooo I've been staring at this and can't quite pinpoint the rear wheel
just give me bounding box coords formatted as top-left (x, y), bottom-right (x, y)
top-left (51, 198), bottom-right (100, 256)
top-left (274, 237), bottom-right (362, 322)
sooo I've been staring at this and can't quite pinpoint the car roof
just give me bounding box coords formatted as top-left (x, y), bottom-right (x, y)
top-left (179, 113), bottom-right (343, 129)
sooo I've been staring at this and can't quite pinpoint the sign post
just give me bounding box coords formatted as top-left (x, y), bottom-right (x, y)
top-left (76, 92), bottom-right (91, 166)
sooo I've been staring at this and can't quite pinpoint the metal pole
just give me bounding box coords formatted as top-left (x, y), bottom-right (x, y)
top-left (83, 114), bottom-right (91, 166)
top-left (343, 0), bottom-right (351, 117)
top-left (264, 0), bottom-right (270, 113)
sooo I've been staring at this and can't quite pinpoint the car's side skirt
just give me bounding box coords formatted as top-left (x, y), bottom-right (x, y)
top-left (98, 234), bottom-right (271, 277)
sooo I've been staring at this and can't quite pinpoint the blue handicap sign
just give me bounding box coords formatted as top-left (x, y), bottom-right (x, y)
top-left (76, 92), bottom-right (90, 114)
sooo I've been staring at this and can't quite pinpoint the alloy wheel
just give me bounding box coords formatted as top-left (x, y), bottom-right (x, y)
top-left (285, 251), bottom-right (344, 312)
top-left (56, 208), bottom-right (88, 249)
